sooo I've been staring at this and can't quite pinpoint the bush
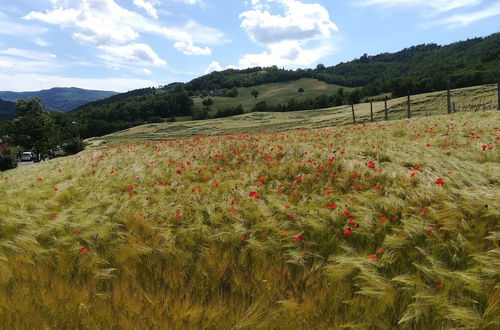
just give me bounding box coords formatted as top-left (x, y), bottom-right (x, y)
top-left (213, 105), bottom-right (244, 118)
top-left (63, 138), bottom-right (86, 155)
top-left (0, 148), bottom-right (18, 171)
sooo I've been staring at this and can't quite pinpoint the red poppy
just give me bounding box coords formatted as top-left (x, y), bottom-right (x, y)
top-left (259, 177), bottom-right (265, 182)
top-left (327, 203), bottom-right (337, 210)
top-left (128, 185), bottom-right (135, 190)
top-left (289, 215), bottom-right (297, 221)
top-left (261, 232), bottom-right (268, 237)
top-left (414, 164), bottom-right (421, 170)
top-left (355, 185), bottom-right (361, 190)
top-left (343, 210), bottom-right (351, 216)
top-left (376, 248), bottom-right (384, 254)
top-left (239, 236), bottom-right (246, 241)
top-left (297, 177), bottom-right (303, 181)
top-left (343, 228), bottom-right (352, 236)
top-left (374, 186), bottom-right (382, 190)
top-left (410, 172), bottom-right (416, 177)
top-left (80, 248), bottom-right (88, 254)
top-left (292, 234), bottom-right (303, 242)
top-left (369, 254), bottom-right (378, 261)
top-left (379, 216), bottom-right (387, 222)
top-left (435, 178), bottom-right (444, 185)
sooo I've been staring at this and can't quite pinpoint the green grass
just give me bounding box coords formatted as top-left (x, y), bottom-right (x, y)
top-left (0, 108), bottom-right (499, 328)
top-left (90, 84), bottom-right (498, 147)
top-left (193, 78), bottom-right (349, 112)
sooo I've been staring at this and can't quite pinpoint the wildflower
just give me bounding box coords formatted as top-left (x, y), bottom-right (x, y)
top-left (435, 284), bottom-right (443, 289)
top-left (376, 248), bottom-right (384, 254)
top-left (343, 228), bottom-right (352, 236)
top-left (284, 205), bottom-right (291, 209)
top-left (259, 177), bottom-right (265, 182)
top-left (374, 186), bottom-right (382, 190)
top-left (297, 176), bottom-right (303, 181)
top-left (369, 254), bottom-right (378, 261)
top-left (481, 144), bottom-right (488, 151)
top-left (261, 232), bottom-right (268, 238)
top-left (435, 178), bottom-right (444, 185)
top-left (343, 210), bottom-right (351, 216)
top-left (292, 234), bottom-right (303, 242)
top-left (239, 236), bottom-right (246, 241)
top-left (414, 164), bottom-right (421, 170)
top-left (327, 203), bottom-right (337, 210)
top-left (325, 190), bottom-right (333, 195)
top-left (128, 185), bottom-right (135, 190)
top-left (355, 185), bottom-right (361, 190)
top-left (390, 217), bottom-right (398, 222)
top-left (410, 172), bottom-right (416, 177)
top-left (80, 248), bottom-right (88, 254)
top-left (379, 216), bottom-right (387, 222)
top-left (289, 215), bottom-right (296, 221)
top-left (427, 226), bottom-right (433, 233)
top-left (351, 173), bottom-right (357, 178)
top-left (51, 215), bottom-right (58, 219)
top-left (231, 199), bottom-right (237, 204)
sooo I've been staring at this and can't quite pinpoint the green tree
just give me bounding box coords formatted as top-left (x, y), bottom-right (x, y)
top-left (251, 89), bottom-right (260, 99)
top-left (202, 97), bottom-right (214, 108)
top-left (298, 87), bottom-right (304, 94)
top-left (11, 98), bottom-right (58, 161)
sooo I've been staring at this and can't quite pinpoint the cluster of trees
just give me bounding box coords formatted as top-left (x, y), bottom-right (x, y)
top-left (0, 98), bottom-right (84, 171)
top-left (252, 88), bottom-right (362, 112)
top-left (71, 87), bottom-right (193, 138)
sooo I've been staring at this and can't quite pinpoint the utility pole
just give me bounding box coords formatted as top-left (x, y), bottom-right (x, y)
top-left (497, 71), bottom-right (500, 111)
top-left (447, 80), bottom-right (452, 114)
top-left (351, 104), bottom-right (356, 124)
top-left (407, 91), bottom-right (411, 119)
top-left (370, 101), bottom-right (374, 122)
top-left (384, 96), bottom-right (388, 121)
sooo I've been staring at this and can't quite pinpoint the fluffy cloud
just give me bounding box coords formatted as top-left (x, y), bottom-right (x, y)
top-left (240, 0), bottom-right (338, 45)
top-left (133, 0), bottom-right (160, 19)
top-left (23, 0), bottom-right (221, 59)
top-left (204, 61), bottom-right (224, 74)
top-left (0, 11), bottom-right (48, 36)
top-left (236, 0), bottom-right (338, 68)
top-left (98, 44), bottom-right (167, 66)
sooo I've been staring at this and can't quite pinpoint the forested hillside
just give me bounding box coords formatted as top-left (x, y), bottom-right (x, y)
top-left (187, 33), bottom-right (500, 96)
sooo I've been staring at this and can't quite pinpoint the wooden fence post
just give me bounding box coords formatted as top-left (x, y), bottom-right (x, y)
top-left (407, 91), bottom-right (411, 119)
top-left (351, 104), bottom-right (356, 124)
top-left (447, 80), bottom-right (452, 114)
top-left (497, 71), bottom-right (500, 111)
top-left (370, 101), bottom-right (373, 122)
top-left (384, 97), bottom-right (388, 121)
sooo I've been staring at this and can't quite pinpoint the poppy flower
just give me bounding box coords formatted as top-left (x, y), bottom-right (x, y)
top-left (379, 216), bottom-right (387, 222)
top-left (128, 185), bottom-right (135, 190)
top-left (369, 254), bottom-right (378, 261)
top-left (259, 177), bottom-right (265, 182)
top-left (327, 203), bottom-right (337, 210)
top-left (414, 164), bottom-right (421, 170)
top-left (374, 186), bottom-right (382, 190)
top-left (297, 177), bottom-right (303, 181)
top-left (80, 248), bottom-right (88, 254)
top-left (410, 172), bottom-right (416, 177)
top-left (427, 226), bottom-right (433, 233)
top-left (343, 228), bottom-right (352, 236)
top-left (261, 232), bottom-right (268, 237)
top-left (376, 248), bottom-right (384, 254)
top-left (435, 178), bottom-right (444, 185)
top-left (239, 236), bottom-right (246, 241)
top-left (292, 234), bottom-right (303, 242)
top-left (289, 215), bottom-right (297, 221)
top-left (435, 284), bottom-right (443, 289)
top-left (481, 145), bottom-right (488, 151)
top-left (343, 210), bottom-right (351, 216)
top-left (355, 185), bottom-right (361, 190)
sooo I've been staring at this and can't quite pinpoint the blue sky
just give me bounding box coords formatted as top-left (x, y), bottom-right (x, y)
top-left (0, 0), bottom-right (499, 92)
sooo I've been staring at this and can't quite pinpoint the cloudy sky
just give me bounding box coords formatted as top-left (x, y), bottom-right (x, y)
top-left (0, 0), bottom-right (498, 92)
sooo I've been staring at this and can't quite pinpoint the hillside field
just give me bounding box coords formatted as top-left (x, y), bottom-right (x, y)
top-left (192, 78), bottom-right (349, 113)
top-left (89, 84), bottom-right (497, 147)
top-left (0, 109), bottom-right (499, 328)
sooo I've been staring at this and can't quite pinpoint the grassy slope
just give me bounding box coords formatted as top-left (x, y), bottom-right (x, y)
top-left (90, 84), bottom-right (497, 146)
top-left (193, 78), bottom-right (349, 112)
top-left (0, 110), bottom-right (499, 328)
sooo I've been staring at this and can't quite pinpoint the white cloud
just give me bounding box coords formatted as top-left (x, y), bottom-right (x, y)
top-left (33, 38), bottom-right (50, 47)
top-left (204, 61), bottom-right (223, 74)
top-left (357, 0), bottom-right (483, 13)
top-left (0, 61), bottom-right (13, 69)
top-left (0, 11), bottom-right (48, 36)
top-left (98, 43), bottom-right (167, 66)
top-left (434, 2), bottom-right (500, 26)
top-left (235, 0), bottom-right (338, 68)
top-left (0, 48), bottom-right (57, 61)
top-left (0, 72), bottom-right (159, 93)
top-left (23, 0), bottom-right (222, 57)
top-left (133, 0), bottom-right (160, 19)
top-left (240, 0), bottom-right (338, 45)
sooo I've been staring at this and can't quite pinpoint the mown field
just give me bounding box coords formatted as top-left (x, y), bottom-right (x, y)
top-left (192, 78), bottom-right (349, 113)
top-left (0, 109), bottom-right (499, 329)
top-left (89, 84), bottom-right (497, 147)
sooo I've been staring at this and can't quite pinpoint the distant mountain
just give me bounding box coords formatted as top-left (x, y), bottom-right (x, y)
top-left (0, 87), bottom-right (118, 112)
top-left (0, 99), bottom-right (16, 121)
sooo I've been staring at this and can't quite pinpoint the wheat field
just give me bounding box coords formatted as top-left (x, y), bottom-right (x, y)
top-left (0, 110), bottom-right (499, 329)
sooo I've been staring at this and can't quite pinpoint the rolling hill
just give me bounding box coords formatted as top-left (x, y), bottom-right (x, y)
top-left (0, 87), bottom-right (118, 112)
top-left (193, 78), bottom-right (350, 113)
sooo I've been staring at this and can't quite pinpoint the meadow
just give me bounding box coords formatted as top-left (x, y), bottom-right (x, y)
top-left (89, 84), bottom-right (498, 147)
top-left (0, 110), bottom-right (499, 329)
top-left (192, 78), bottom-right (348, 113)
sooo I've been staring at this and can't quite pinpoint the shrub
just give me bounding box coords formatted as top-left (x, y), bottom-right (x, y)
top-left (0, 148), bottom-right (18, 171)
